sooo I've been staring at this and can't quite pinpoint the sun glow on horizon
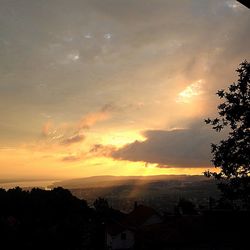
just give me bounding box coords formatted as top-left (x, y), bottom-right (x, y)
top-left (0, 144), bottom-right (212, 180)
top-left (1, 1), bottom-right (247, 180)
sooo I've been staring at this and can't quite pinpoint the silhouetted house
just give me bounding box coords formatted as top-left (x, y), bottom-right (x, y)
top-left (136, 211), bottom-right (250, 249)
top-left (126, 204), bottom-right (163, 228)
top-left (106, 204), bottom-right (163, 250)
top-left (106, 221), bottom-right (135, 250)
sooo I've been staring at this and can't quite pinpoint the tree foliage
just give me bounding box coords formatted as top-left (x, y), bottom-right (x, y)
top-left (93, 197), bottom-right (109, 212)
top-left (205, 61), bottom-right (250, 207)
top-left (0, 187), bottom-right (99, 250)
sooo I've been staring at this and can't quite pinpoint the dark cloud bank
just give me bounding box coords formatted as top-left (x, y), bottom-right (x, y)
top-left (112, 123), bottom-right (225, 168)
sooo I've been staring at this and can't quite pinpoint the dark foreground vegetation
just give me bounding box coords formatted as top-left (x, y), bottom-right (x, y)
top-left (1, 186), bottom-right (250, 250)
top-left (0, 187), bottom-right (104, 250)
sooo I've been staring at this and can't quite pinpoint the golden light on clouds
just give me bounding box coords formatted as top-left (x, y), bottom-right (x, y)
top-left (176, 79), bottom-right (204, 104)
top-left (78, 111), bottom-right (110, 130)
top-left (0, 0), bottom-right (249, 180)
top-left (101, 131), bottom-right (146, 147)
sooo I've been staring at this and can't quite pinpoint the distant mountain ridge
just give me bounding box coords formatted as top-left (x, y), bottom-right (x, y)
top-left (51, 175), bottom-right (207, 189)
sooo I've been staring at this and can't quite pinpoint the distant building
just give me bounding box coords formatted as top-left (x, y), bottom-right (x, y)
top-left (106, 204), bottom-right (163, 250)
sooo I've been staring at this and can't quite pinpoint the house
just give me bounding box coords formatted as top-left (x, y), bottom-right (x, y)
top-left (106, 221), bottom-right (135, 250)
top-left (105, 203), bottom-right (163, 250)
top-left (136, 211), bottom-right (250, 249)
top-left (125, 203), bottom-right (163, 228)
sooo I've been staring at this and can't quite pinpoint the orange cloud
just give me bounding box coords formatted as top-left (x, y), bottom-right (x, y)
top-left (42, 121), bottom-right (53, 137)
top-left (61, 134), bottom-right (85, 145)
top-left (61, 155), bottom-right (81, 162)
top-left (78, 111), bottom-right (110, 129)
top-left (40, 106), bottom-right (112, 147)
top-left (89, 144), bottom-right (116, 157)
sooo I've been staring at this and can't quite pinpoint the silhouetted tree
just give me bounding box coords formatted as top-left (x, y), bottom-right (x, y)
top-left (93, 197), bottom-right (109, 212)
top-left (205, 60), bottom-right (250, 208)
top-left (0, 187), bottom-right (97, 250)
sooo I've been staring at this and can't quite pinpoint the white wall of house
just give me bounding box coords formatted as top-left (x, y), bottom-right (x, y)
top-left (142, 214), bottom-right (163, 226)
top-left (107, 229), bottom-right (134, 250)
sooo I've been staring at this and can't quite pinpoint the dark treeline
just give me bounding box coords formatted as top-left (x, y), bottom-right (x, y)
top-left (1, 186), bottom-right (250, 250)
top-left (0, 187), bottom-right (104, 250)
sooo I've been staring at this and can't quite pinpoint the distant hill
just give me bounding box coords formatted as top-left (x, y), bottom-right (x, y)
top-left (51, 175), bottom-right (207, 189)
top-left (50, 175), bottom-right (219, 213)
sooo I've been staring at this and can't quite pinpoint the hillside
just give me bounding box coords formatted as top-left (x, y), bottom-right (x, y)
top-left (51, 175), bottom-right (207, 189)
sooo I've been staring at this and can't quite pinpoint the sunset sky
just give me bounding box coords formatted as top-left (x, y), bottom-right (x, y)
top-left (0, 0), bottom-right (249, 180)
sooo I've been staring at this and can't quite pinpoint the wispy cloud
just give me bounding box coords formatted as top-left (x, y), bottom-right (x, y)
top-left (40, 104), bottom-right (112, 146)
top-left (89, 144), bottom-right (116, 157)
top-left (78, 111), bottom-right (110, 130)
top-left (42, 121), bottom-right (53, 137)
top-left (61, 155), bottom-right (81, 162)
top-left (61, 134), bottom-right (85, 145)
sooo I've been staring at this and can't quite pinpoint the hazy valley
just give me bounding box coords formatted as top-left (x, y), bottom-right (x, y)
top-left (51, 175), bottom-right (219, 213)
